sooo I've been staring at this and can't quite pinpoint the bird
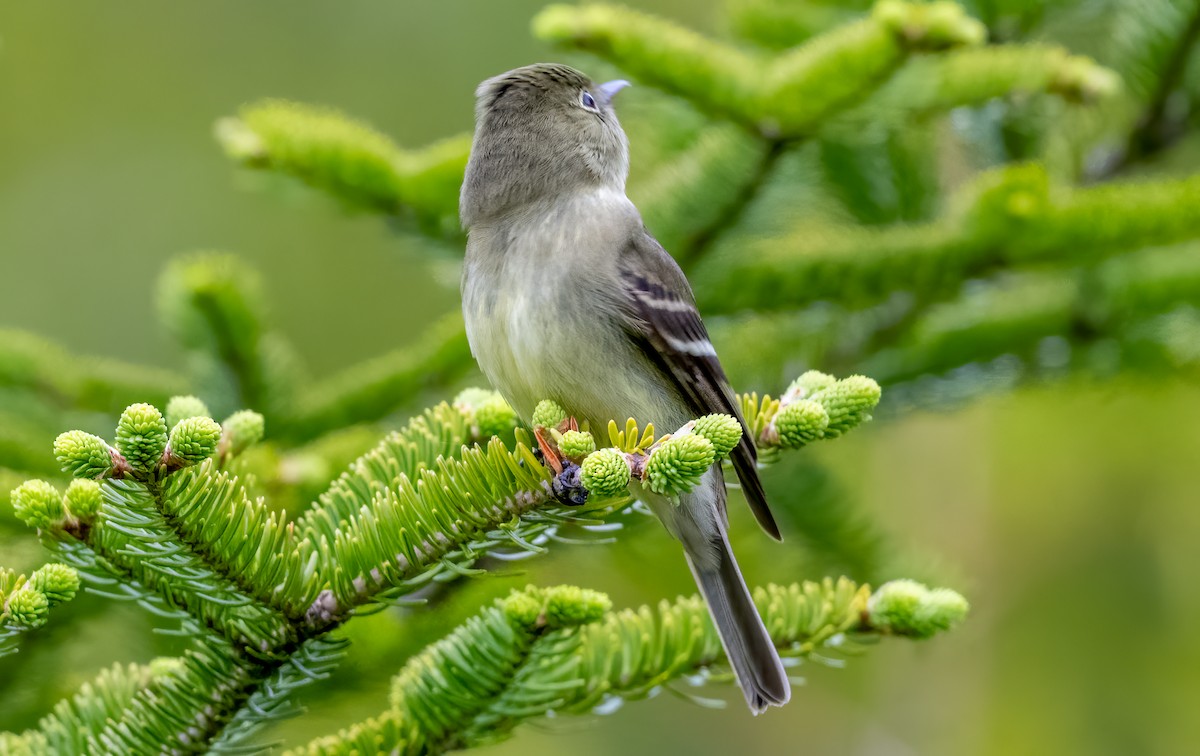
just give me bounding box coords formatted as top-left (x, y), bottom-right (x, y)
top-left (459, 63), bottom-right (790, 714)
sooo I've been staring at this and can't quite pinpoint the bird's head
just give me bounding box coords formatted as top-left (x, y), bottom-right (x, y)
top-left (460, 63), bottom-right (631, 228)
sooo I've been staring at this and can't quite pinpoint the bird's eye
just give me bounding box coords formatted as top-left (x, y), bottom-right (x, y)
top-left (580, 91), bottom-right (598, 111)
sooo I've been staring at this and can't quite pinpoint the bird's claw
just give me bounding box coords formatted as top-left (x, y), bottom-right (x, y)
top-left (552, 460), bottom-right (588, 506)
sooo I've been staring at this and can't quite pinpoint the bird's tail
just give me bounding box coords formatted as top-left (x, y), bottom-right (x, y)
top-left (684, 529), bottom-right (791, 714)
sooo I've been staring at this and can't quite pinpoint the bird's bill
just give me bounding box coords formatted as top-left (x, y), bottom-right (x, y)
top-left (598, 79), bottom-right (631, 106)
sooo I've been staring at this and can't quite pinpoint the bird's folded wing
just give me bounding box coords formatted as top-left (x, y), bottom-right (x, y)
top-left (617, 232), bottom-right (781, 540)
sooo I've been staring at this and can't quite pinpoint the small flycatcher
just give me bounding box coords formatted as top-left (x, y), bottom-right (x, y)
top-left (460, 63), bottom-right (789, 713)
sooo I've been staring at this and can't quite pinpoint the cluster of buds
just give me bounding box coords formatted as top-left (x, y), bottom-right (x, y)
top-left (1, 563), bottom-right (80, 630)
top-left (11, 397), bottom-right (265, 535)
top-left (48, 397), bottom-right (264, 486)
top-left (866, 579), bottom-right (970, 639)
top-left (754, 371), bottom-right (882, 452)
top-left (527, 397), bottom-right (745, 500)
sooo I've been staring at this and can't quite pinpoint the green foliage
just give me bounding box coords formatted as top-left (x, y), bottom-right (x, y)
top-left (27, 563), bottom-right (79, 606)
top-left (165, 395), bottom-right (211, 430)
top-left (218, 409), bottom-right (265, 457)
top-left (158, 252), bottom-right (300, 421)
top-left (3, 588), bottom-right (48, 629)
top-left (53, 431), bottom-right (116, 480)
top-left (691, 413), bottom-right (742, 459)
top-left (531, 399), bottom-right (569, 430)
top-left (558, 429), bottom-right (597, 459)
top-left (1, 562), bottom-right (80, 657)
top-left (218, 100), bottom-right (469, 237)
top-left (744, 373), bottom-right (881, 457)
top-left (643, 433), bottom-right (717, 496)
top-left (62, 480), bottom-right (102, 521)
top-left (580, 448), bottom-right (632, 498)
top-left (166, 416), bottom-right (222, 467)
top-left (10, 480), bottom-right (65, 530)
top-left (867, 578), bottom-right (970, 638)
top-left (114, 404), bottom-right (169, 474)
top-left (1, 367), bottom-right (896, 749)
top-left (291, 577), bottom-right (966, 754)
top-left (534, 2), bottom-right (986, 138)
top-left (454, 388), bottom-right (518, 441)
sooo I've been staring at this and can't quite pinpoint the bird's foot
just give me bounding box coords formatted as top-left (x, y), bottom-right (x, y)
top-left (552, 460), bottom-right (588, 506)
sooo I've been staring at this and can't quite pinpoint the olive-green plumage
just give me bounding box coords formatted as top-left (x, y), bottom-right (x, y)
top-left (460, 63), bottom-right (789, 713)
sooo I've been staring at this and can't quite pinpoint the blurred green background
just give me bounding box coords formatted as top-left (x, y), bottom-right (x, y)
top-left (2, 1), bottom-right (1199, 754)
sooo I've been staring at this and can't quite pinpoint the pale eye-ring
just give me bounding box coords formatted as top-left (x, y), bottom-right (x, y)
top-left (580, 91), bottom-right (598, 111)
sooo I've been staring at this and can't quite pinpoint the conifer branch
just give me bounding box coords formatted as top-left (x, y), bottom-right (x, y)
top-left (824, 43), bottom-right (1118, 137)
top-left (0, 328), bottom-right (187, 413)
top-left (0, 562), bottom-right (79, 659)
top-left (693, 164), bottom-right (1200, 315)
top-left (158, 252), bottom-right (306, 422)
top-left (1115, 0), bottom-right (1200, 168)
top-left (728, 0), bottom-right (861, 49)
top-left (534, 2), bottom-right (987, 139)
top-left (2, 661), bottom-right (166, 754)
top-left (217, 100), bottom-right (469, 238)
top-left (5, 369), bottom-right (882, 752)
top-left (631, 125), bottom-right (775, 264)
top-left (291, 579), bottom-right (967, 755)
top-left (861, 241), bottom-right (1200, 385)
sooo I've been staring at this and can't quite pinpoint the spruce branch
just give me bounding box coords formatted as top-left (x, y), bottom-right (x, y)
top-left (291, 578), bottom-right (967, 755)
top-left (0, 328), bottom-right (187, 413)
top-left (693, 164), bottom-right (1200, 315)
top-left (534, 2), bottom-right (986, 139)
top-left (824, 43), bottom-right (1118, 138)
top-left (4, 365), bottom-right (883, 751)
top-left (0, 562), bottom-right (79, 658)
top-left (6, 660), bottom-right (175, 754)
top-left (728, 0), bottom-right (862, 49)
top-left (630, 124), bottom-right (775, 264)
top-left (861, 241), bottom-right (1200, 385)
top-left (158, 252), bottom-right (303, 420)
top-left (217, 100), bottom-right (469, 237)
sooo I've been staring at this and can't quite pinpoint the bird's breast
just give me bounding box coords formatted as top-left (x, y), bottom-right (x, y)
top-left (463, 195), bottom-right (686, 431)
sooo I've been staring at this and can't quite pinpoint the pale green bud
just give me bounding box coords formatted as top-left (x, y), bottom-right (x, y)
top-left (11, 480), bottom-right (64, 529)
top-left (168, 416), bottom-right (222, 466)
top-left (773, 400), bottom-right (829, 448)
top-left (786, 370), bottom-right (836, 398)
top-left (64, 479), bottom-right (103, 520)
top-left (453, 387), bottom-right (497, 410)
top-left (115, 403), bottom-right (168, 473)
top-left (810, 376), bottom-right (881, 438)
top-left (28, 564), bottom-right (79, 607)
top-left (871, 0), bottom-right (908, 30)
top-left (867, 580), bottom-right (968, 638)
top-left (502, 588), bottom-right (545, 628)
top-left (165, 395), bottom-right (211, 430)
top-left (543, 585), bottom-right (611, 626)
top-left (531, 399), bottom-right (568, 430)
top-left (4, 589), bottom-right (49, 628)
top-left (474, 396), bottom-right (518, 440)
top-left (644, 434), bottom-right (716, 496)
top-left (148, 657), bottom-right (186, 679)
top-left (580, 448), bottom-right (632, 497)
top-left (559, 430), bottom-right (596, 460)
top-left (54, 431), bottom-right (115, 479)
top-left (221, 410), bottom-right (265, 456)
top-left (692, 414), bottom-right (742, 459)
